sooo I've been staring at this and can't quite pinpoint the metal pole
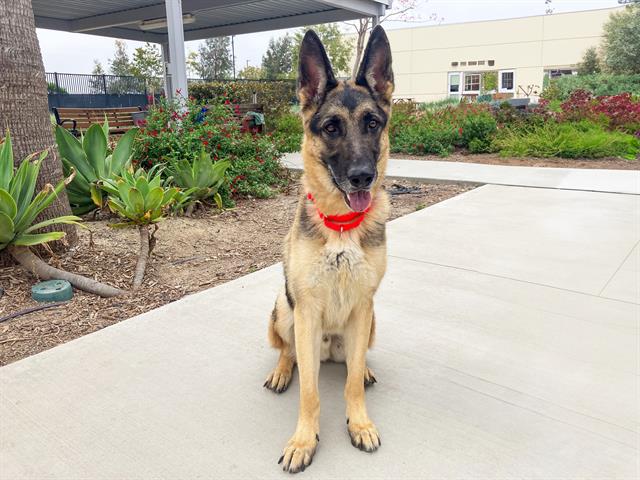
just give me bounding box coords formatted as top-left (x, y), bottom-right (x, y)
top-left (54, 72), bottom-right (60, 93)
top-left (161, 42), bottom-right (172, 100)
top-left (165, 0), bottom-right (188, 100)
top-left (232, 35), bottom-right (236, 80)
top-left (372, 15), bottom-right (380, 27)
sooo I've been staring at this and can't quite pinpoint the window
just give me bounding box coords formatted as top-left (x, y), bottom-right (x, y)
top-left (463, 73), bottom-right (481, 93)
top-left (499, 70), bottom-right (515, 92)
top-left (488, 60), bottom-right (495, 66)
top-left (448, 72), bottom-right (461, 97)
top-left (451, 61), bottom-right (459, 67)
top-left (468, 60), bottom-right (477, 66)
top-left (460, 61), bottom-right (467, 66)
top-left (478, 60), bottom-right (485, 66)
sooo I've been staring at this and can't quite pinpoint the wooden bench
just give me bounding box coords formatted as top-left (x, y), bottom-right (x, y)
top-left (205, 103), bottom-right (265, 133)
top-left (52, 107), bottom-right (142, 135)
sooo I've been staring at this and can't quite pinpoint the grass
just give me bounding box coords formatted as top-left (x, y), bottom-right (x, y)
top-left (492, 120), bottom-right (640, 160)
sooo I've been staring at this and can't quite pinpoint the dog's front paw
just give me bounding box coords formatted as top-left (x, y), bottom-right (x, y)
top-left (348, 420), bottom-right (380, 452)
top-left (364, 367), bottom-right (377, 387)
top-left (263, 366), bottom-right (293, 394)
top-left (278, 431), bottom-right (319, 473)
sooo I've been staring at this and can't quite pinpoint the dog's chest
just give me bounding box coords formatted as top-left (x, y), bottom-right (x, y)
top-left (312, 238), bottom-right (374, 330)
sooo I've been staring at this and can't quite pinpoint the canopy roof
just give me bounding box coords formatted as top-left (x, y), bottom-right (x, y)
top-left (33, 0), bottom-right (389, 43)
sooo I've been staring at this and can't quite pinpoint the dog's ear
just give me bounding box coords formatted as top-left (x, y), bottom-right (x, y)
top-left (297, 30), bottom-right (338, 110)
top-left (355, 25), bottom-right (394, 104)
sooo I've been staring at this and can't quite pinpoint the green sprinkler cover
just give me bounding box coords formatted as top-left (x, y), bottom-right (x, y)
top-left (31, 280), bottom-right (73, 302)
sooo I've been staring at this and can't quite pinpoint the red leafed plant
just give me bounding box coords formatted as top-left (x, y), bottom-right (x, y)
top-left (560, 90), bottom-right (640, 133)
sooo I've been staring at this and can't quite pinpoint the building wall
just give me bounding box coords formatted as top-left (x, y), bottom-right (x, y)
top-left (382, 7), bottom-right (621, 102)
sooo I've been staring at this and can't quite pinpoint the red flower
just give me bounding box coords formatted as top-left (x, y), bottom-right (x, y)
top-left (458, 127), bottom-right (463, 136)
top-left (202, 140), bottom-right (209, 146)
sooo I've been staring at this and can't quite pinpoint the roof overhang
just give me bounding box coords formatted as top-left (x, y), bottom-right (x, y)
top-left (33, 0), bottom-right (389, 43)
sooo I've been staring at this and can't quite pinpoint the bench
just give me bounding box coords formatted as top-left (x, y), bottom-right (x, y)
top-left (205, 103), bottom-right (265, 133)
top-left (52, 107), bottom-right (142, 135)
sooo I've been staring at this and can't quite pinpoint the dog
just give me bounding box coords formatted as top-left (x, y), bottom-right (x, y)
top-left (264, 25), bottom-right (394, 473)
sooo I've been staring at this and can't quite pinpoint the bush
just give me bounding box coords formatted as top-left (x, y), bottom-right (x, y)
top-left (492, 120), bottom-right (639, 160)
top-left (189, 80), bottom-right (297, 120)
top-left (559, 90), bottom-right (640, 134)
top-left (271, 112), bottom-right (303, 153)
top-left (542, 74), bottom-right (640, 101)
top-left (390, 102), bottom-right (496, 156)
top-left (133, 96), bottom-right (288, 201)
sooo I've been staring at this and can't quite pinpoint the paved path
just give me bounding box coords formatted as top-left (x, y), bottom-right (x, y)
top-left (282, 152), bottom-right (640, 195)
top-left (1, 185), bottom-right (638, 479)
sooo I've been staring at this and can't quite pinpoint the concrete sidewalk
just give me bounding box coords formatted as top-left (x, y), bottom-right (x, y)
top-left (282, 152), bottom-right (640, 195)
top-left (1, 185), bottom-right (638, 479)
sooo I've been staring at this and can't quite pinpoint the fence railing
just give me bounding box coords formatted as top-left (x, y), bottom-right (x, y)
top-left (46, 72), bottom-right (295, 96)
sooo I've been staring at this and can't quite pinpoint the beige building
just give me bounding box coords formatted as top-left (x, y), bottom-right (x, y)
top-left (383, 7), bottom-right (622, 102)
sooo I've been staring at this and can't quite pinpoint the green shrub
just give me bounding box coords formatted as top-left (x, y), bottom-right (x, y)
top-left (542, 74), bottom-right (640, 101)
top-left (459, 111), bottom-right (497, 152)
top-left (417, 97), bottom-right (460, 112)
top-left (133, 97), bottom-right (288, 201)
top-left (492, 120), bottom-right (639, 160)
top-left (271, 112), bottom-right (303, 153)
top-left (189, 80), bottom-right (296, 119)
top-left (390, 103), bottom-right (496, 156)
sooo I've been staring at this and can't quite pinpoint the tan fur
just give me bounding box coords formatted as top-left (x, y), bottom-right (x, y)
top-left (265, 30), bottom-right (394, 473)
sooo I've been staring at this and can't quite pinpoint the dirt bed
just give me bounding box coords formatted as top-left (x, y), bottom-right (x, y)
top-left (0, 178), bottom-right (473, 366)
top-left (390, 152), bottom-right (639, 170)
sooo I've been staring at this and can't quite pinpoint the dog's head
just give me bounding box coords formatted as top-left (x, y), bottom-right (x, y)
top-left (298, 26), bottom-right (394, 212)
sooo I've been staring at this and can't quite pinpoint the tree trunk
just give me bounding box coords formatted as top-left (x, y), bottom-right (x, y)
top-left (0, 0), bottom-right (77, 262)
top-left (352, 19), bottom-right (370, 78)
top-left (132, 225), bottom-right (151, 289)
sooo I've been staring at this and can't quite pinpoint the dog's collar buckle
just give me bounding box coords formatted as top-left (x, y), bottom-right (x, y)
top-left (306, 192), bottom-right (369, 233)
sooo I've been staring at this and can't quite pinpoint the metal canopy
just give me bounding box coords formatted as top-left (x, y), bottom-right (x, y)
top-left (33, 0), bottom-right (388, 43)
top-left (33, 0), bottom-right (388, 100)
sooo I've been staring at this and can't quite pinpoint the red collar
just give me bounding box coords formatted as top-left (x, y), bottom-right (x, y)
top-left (306, 192), bottom-right (370, 233)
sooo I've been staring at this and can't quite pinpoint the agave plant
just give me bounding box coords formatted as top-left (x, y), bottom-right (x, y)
top-left (0, 130), bottom-right (122, 297)
top-left (168, 150), bottom-right (230, 214)
top-left (101, 166), bottom-right (178, 288)
top-left (55, 121), bottom-right (138, 214)
top-left (0, 131), bottom-right (81, 251)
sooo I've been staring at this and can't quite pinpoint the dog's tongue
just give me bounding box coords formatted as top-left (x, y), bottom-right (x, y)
top-left (347, 191), bottom-right (372, 212)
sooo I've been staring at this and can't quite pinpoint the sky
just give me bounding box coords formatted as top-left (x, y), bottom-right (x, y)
top-left (37, 0), bottom-right (622, 75)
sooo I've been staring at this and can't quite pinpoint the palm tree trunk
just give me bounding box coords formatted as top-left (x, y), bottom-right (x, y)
top-left (0, 0), bottom-right (77, 261)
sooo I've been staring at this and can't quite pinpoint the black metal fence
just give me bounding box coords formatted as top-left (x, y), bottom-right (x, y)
top-left (46, 72), bottom-right (295, 109)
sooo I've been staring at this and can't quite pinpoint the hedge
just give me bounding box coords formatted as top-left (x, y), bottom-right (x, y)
top-left (543, 74), bottom-right (640, 101)
top-left (189, 80), bottom-right (297, 120)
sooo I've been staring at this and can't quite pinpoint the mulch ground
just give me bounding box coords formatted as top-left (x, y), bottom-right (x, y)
top-left (0, 178), bottom-right (474, 366)
top-left (390, 152), bottom-right (640, 170)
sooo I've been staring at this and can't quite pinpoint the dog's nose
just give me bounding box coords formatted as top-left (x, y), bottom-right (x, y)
top-left (348, 169), bottom-right (375, 189)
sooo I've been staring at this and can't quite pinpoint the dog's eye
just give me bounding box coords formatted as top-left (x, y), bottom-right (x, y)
top-left (368, 119), bottom-right (379, 129)
top-left (324, 123), bottom-right (338, 134)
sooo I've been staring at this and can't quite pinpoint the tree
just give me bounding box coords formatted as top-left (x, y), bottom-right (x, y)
top-left (194, 37), bottom-right (233, 79)
top-left (261, 34), bottom-right (295, 79)
top-left (186, 51), bottom-right (200, 77)
top-left (345, 0), bottom-right (427, 77)
top-left (130, 43), bottom-right (163, 93)
top-left (89, 59), bottom-right (106, 94)
top-left (0, 0), bottom-right (76, 253)
top-left (577, 46), bottom-right (601, 75)
top-left (601, 4), bottom-right (640, 74)
top-left (109, 40), bottom-right (132, 76)
top-left (291, 24), bottom-right (354, 77)
top-left (238, 65), bottom-right (265, 80)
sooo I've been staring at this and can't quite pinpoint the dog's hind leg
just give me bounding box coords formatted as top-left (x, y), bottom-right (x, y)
top-left (265, 290), bottom-right (296, 393)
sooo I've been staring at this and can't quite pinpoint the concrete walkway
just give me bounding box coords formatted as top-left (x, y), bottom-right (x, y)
top-left (282, 152), bottom-right (640, 195)
top-left (1, 185), bottom-right (638, 479)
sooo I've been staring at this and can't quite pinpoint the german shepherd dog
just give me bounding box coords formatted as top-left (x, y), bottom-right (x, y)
top-left (264, 26), bottom-right (394, 473)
